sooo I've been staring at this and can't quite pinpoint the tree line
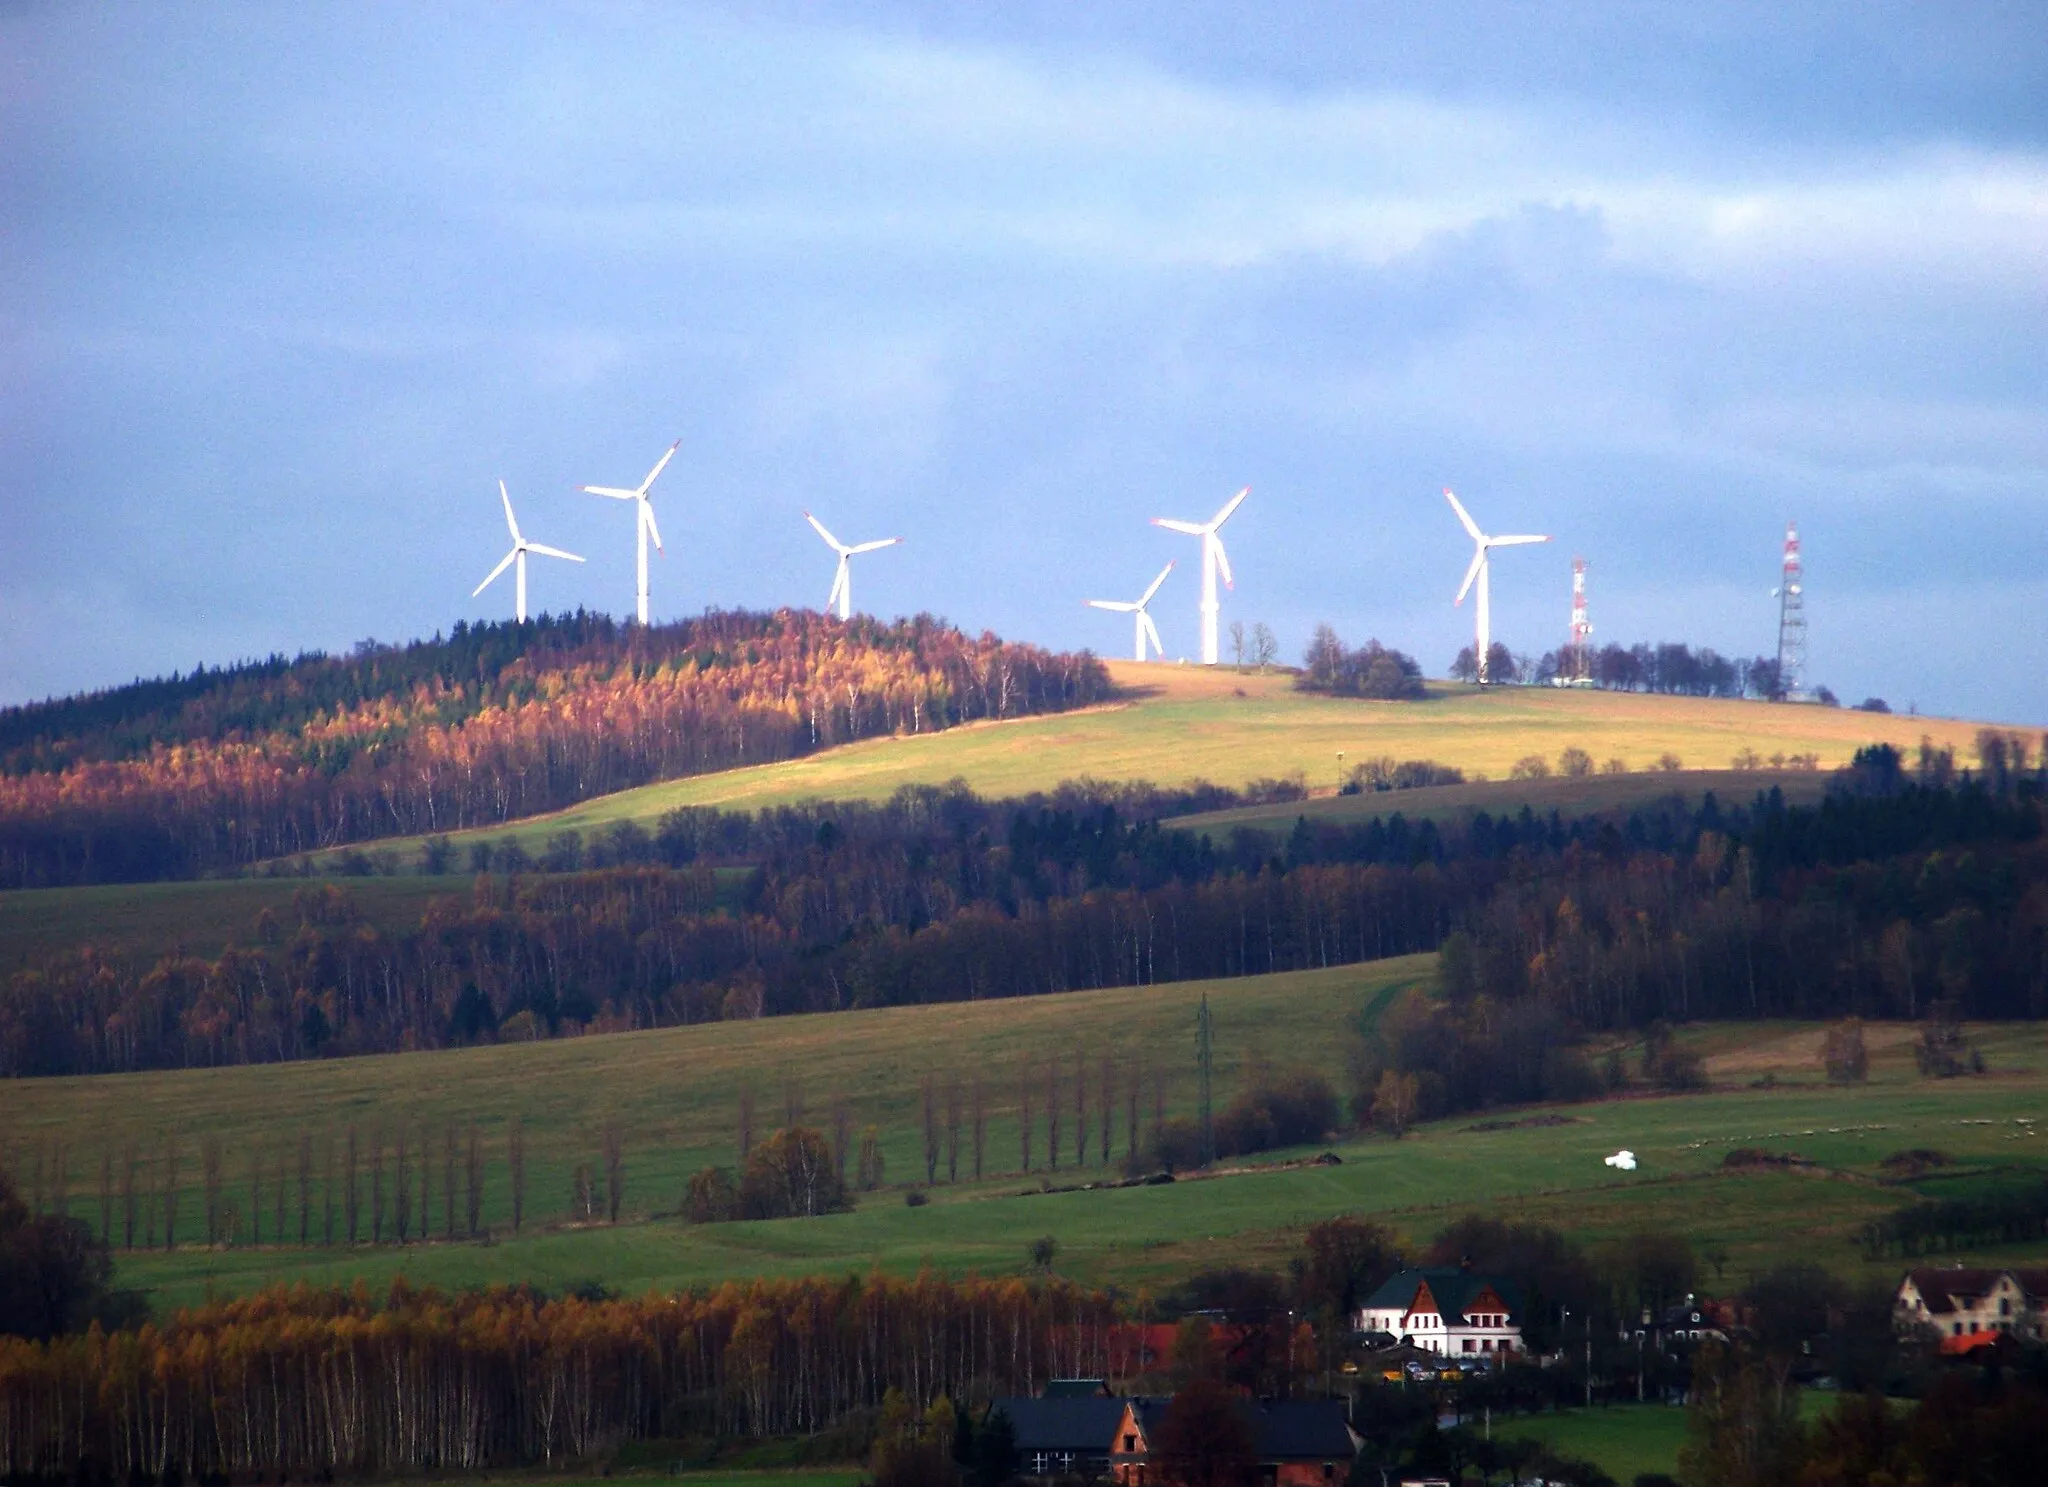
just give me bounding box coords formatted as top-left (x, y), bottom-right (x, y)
top-left (0, 611), bottom-right (1110, 888)
top-left (6, 752), bottom-right (2046, 1078)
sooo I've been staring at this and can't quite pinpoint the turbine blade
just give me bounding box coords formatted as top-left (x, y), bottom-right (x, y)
top-left (804, 511), bottom-right (846, 552)
top-left (1139, 560), bottom-right (1175, 606)
top-left (638, 439), bottom-right (680, 495)
top-left (826, 562), bottom-right (848, 612)
top-left (1141, 612), bottom-right (1163, 658)
top-left (1209, 486), bottom-right (1249, 530)
top-left (641, 500), bottom-right (663, 552)
top-left (582, 486), bottom-right (640, 500)
top-left (1490, 534), bottom-right (1551, 546)
top-left (1087, 600), bottom-right (1138, 612)
top-left (1212, 537), bottom-right (1234, 590)
top-left (472, 549), bottom-right (516, 597)
top-left (1454, 548), bottom-right (1485, 605)
top-left (525, 543), bottom-right (584, 563)
top-left (1444, 487), bottom-right (1485, 543)
top-left (499, 480), bottom-right (521, 543)
top-left (1153, 518), bottom-right (1206, 535)
top-left (848, 537), bottom-right (901, 554)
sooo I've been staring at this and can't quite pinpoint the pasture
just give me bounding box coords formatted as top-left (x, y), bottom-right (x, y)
top-left (4, 952), bottom-right (2045, 1312)
top-left (281, 664), bottom-right (1991, 873)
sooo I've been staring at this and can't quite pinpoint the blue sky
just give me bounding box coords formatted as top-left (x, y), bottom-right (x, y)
top-left (5, 2), bottom-right (2045, 722)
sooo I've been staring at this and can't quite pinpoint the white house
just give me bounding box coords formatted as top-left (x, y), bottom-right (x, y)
top-left (1357, 1268), bottom-right (1524, 1357)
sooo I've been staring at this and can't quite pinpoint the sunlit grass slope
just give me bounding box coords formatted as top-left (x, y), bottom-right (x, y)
top-left (292, 664), bottom-right (1992, 870)
top-left (6, 956), bottom-right (2043, 1310)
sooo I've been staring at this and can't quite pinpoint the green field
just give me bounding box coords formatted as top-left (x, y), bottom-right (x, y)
top-left (5, 953), bottom-right (2045, 1312)
top-left (1494, 1404), bottom-right (1691, 1482)
top-left (279, 664), bottom-right (1992, 873)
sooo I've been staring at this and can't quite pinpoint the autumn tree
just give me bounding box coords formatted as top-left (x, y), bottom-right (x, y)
top-left (1371, 1071), bottom-right (1420, 1137)
top-left (739, 1126), bottom-right (847, 1219)
top-left (1154, 1377), bottom-right (1256, 1487)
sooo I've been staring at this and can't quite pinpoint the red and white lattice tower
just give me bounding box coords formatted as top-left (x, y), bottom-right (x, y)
top-left (1774, 522), bottom-right (1807, 700)
top-left (1568, 556), bottom-right (1592, 680)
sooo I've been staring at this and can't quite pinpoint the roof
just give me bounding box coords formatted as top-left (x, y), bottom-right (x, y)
top-left (1043, 1379), bottom-right (1112, 1398)
top-left (1120, 1398), bottom-right (1356, 1464)
top-left (990, 1397), bottom-right (1128, 1454)
top-left (1902, 1269), bottom-right (2007, 1315)
top-left (1361, 1268), bottom-right (1520, 1325)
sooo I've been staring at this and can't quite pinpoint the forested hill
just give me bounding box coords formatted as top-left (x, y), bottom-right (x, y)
top-left (0, 611), bottom-right (1111, 888)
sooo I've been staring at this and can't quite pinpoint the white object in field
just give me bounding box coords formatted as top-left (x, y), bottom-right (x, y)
top-left (580, 439), bottom-right (679, 624)
top-left (1085, 560), bottom-right (1176, 661)
top-left (1604, 1149), bottom-right (1637, 1171)
top-left (1153, 487), bottom-right (1248, 665)
top-left (1444, 487), bottom-right (1549, 683)
top-left (805, 512), bottom-right (903, 620)
top-left (472, 480), bottom-right (584, 623)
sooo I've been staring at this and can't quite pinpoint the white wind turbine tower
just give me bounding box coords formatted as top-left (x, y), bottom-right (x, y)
top-left (580, 439), bottom-right (678, 624)
top-left (1444, 487), bottom-right (1550, 683)
top-left (1152, 487), bottom-right (1247, 665)
top-left (1085, 561), bottom-right (1175, 662)
top-left (805, 512), bottom-right (902, 620)
top-left (472, 481), bottom-right (584, 623)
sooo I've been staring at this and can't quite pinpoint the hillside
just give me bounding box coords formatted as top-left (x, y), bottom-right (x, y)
top-left (3, 959), bottom-right (2044, 1309)
top-left (282, 662), bottom-right (1999, 873)
top-left (0, 611), bottom-right (1109, 888)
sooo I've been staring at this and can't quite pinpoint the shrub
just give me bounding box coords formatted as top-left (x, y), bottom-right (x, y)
top-left (1821, 1018), bottom-right (1869, 1084)
top-left (683, 1166), bottom-right (738, 1223)
top-left (737, 1126), bottom-right (848, 1218)
top-left (1557, 746), bottom-right (1595, 778)
top-left (1510, 754), bottom-right (1552, 780)
top-left (1214, 1068), bottom-right (1339, 1158)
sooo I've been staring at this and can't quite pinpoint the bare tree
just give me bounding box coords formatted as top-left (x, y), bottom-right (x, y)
top-left (247, 1142), bottom-right (265, 1245)
top-left (272, 1141), bottom-right (286, 1244)
top-left (737, 1082), bottom-right (756, 1163)
top-left (1046, 1059), bottom-right (1061, 1173)
top-left (119, 1138), bottom-right (140, 1250)
top-left (48, 1142), bottom-right (68, 1216)
top-left (969, 1074), bottom-right (988, 1180)
top-left (98, 1144), bottom-right (114, 1245)
top-left (1099, 1053), bottom-right (1116, 1168)
top-left (443, 1122), bottom-right (458, 1239)
top-left (368, 1125), bottom-right (386, 1243)
top-left (201, 1133), bottom-right (225, 1246)
top-left (782, 1071), bottom-right (804, 1129)
top-left (944, 1074), bottom-right (962, 1183)
top-left (1126, 1055), bottom-right (1141, 1164)
top-left (392, 1119), bottom-right (411, 1243)
top-left (324, 1130), bottom-right (340, 1247)
top-left (601, 1121), bottom-right (626, 1223)
top-left (856, 1125), bottom-right (885, 1190)
top-left (464, 1126), bottom-right (485, 1236)
top-left (294, 1132), bottom-right (312, 1246)
top-left (921, 1073), bottom-right (940, 1185)
top-left (346, 1130), bottom-right (362, 1245)
top-left (1073, 1046), bottom-right (1088, 1167)
top-left (1019, 1058), bottom-right (1034, 1173)
top-left (507, 1116), bottom-right (526, 1233)
top-left (830, 1095), bottom-right (853, 1185)
top-left (417, 1123), bottom-right (433, 1241)
top-left (160, 1137), bottom-right (182, 1252)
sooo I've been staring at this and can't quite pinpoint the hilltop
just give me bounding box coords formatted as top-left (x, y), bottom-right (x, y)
top-left (0, 611), bottom-right (1108, 889)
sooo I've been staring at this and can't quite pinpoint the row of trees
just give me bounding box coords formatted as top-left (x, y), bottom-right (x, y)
top-left (0, 611), bottom-right (1111, 887)
top-left (7, 763), bottom-right (2047, 1078)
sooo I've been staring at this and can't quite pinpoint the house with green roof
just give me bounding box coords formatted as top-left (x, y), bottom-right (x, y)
top-left (1356, 1268), bottom-right (1523, 1358)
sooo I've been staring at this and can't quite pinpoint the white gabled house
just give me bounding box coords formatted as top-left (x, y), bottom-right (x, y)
top-left (1356, 1268), bottom-right (1524, 1358)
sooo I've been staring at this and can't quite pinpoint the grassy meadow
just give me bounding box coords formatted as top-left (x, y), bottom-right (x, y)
top-left (279, 663), bottom-right (1992, 873)
top-left (5, 949), bottom-right (2045, 1312)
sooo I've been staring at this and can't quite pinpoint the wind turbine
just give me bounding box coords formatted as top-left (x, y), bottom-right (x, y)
top-left (1152, 487), bottom-right (1247, 665)
top-left (580, 439), bottom-right (678, 624)
top-left (804, 512), bottom-right (902, 619)
top-left (1086, 561), bottom-right (1175, 662)
top-left (1444, 487), bottom-right (1550, 683)
top-left (472, 481), bottom-right (584, 624)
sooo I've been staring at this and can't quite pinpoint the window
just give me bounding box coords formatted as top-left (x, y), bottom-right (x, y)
top-left (1323, 1466), bottom-right (1335, 1480)
top-left (1463, 1340), bottom-right (1475, 1353)
top-left (1124, 1436), bottom-right (1136, 1453)
top-left (2001, 1299), bottom-right (2011, 1316)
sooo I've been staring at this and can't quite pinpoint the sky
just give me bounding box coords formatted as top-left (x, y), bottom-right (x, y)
top-left (4, 1), bottom-right (2045, 723)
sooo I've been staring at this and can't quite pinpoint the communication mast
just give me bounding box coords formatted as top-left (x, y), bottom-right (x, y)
top-left (1774, 522), bottom-right (1807, 700)
top-left (1568, 556), bottom-right (1592, 681)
